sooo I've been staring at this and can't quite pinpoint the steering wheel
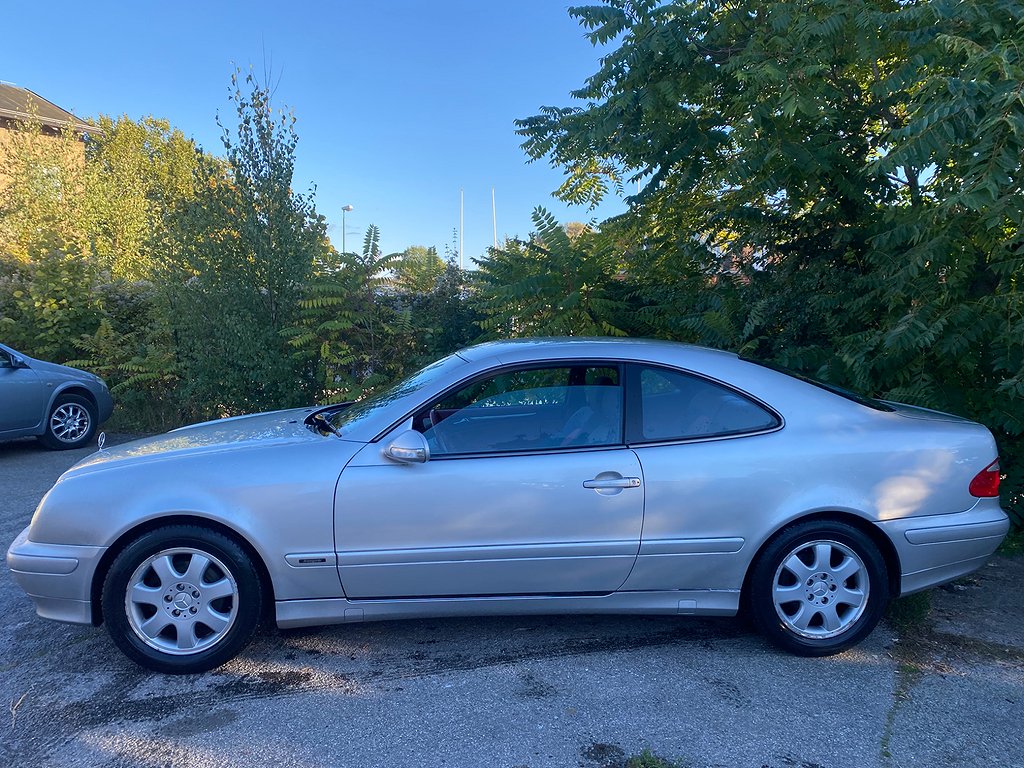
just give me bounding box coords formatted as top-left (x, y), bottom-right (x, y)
top-left (428, 408), bottom-right (450, 453)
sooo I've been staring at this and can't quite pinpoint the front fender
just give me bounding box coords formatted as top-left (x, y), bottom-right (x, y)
top-left (29, 439), bottom-right (362, 600)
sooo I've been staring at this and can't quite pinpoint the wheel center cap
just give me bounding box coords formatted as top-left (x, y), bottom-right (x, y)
top-left (173, 594), bottom-right (194, 611)
top-left (812, 582), bottom-right (829, 596)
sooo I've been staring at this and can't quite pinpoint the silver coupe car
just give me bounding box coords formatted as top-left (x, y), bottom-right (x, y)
top-left (7, 338), bottom-right (1009, 673)
top-left (0, 342), bottom-right (114, 449)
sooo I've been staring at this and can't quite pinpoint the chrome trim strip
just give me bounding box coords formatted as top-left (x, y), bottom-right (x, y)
top-left (285, 552), bottom-right (338, 568)
top-left (337, 540), bottom-right (640, 566)
top-left (639, 537), bottom-right (745, 556)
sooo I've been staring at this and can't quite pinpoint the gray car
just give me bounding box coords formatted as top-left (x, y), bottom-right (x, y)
top-left (7, 338), bottom-right (1010, 673)
top-left (0, 343), bottom-right (113, 450)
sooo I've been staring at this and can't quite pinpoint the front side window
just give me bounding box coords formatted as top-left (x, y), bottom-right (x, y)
top-left (630, 365), bottom-right (779, 443)
top-left (417, 365), bottom-right (623, 456)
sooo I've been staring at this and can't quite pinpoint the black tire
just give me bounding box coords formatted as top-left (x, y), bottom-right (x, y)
top-left (748, 520), bottom-right (889, 657)
top-left (101, 525), bottom-right (262, 674)
top-left (38, 393), bottom-right (97, 450)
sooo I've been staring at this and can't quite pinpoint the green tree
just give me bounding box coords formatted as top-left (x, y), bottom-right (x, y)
top-left (394, 245), bottom-right (446, 294)
top-left (0, 117), bottom-right (92, 262)
top-left (83, 115), bottom-right (201, 280)
top-left (403, 256), bottom-right (482, 366)
top-left (289, 225), bottom-right (411, 401)
top-left (0, 239), bottom-right (105, 362)
top-left (517, 0), bottom-right (1024, 524)
top-left (164, 71), bottom-right (328, 416)
top-left (475, 207), bottom-right (627, 337)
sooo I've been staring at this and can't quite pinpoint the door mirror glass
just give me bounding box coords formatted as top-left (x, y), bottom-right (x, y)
top-left (383, 430), bottom-right (430, 464)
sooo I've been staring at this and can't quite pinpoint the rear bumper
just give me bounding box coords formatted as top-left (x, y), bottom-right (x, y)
top-left (6, 526), bottom-right (104, 624)
top-left (878, 500), bottom-right (1010, 596)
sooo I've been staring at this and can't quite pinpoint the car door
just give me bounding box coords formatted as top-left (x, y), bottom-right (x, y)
top-left (333, 363), bottom-right (645, 598)
top-left (0, 348), bottom-right (47, 433)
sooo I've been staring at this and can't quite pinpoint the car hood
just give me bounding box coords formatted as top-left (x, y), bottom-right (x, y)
top-left (65, 407), bottom-right (329, 476)
top-left (28, 356), bottom-right (101, 383)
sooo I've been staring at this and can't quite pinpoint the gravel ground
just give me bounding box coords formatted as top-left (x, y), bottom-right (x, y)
top-left (1, 435), bottom-right (1021, 768)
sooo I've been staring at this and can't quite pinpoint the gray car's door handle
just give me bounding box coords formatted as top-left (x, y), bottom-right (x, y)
top-left (583, 477), bottom-right (641, 489)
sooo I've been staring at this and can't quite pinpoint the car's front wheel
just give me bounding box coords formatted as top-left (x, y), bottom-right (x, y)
top-left (101, 526), bottom-right (262, 674)
top-left (749, 521), bottom-right (889, 656)
top-left (38, 393), bottom-right (97, 450)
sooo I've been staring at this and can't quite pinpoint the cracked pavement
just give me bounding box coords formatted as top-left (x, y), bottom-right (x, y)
top-left (2, 436), bottom-right (1021, 768)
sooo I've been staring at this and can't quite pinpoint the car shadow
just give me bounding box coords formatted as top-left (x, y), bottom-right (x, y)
top-left (0, 432), bottom-right (144, 457)
top-left (0, 436), bottom-right (52, 455)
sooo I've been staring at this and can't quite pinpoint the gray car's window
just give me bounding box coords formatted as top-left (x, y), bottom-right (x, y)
top-left (417, 365), bottom-right (623, 455)
top-left (632, 365), bottom-right (779, 442)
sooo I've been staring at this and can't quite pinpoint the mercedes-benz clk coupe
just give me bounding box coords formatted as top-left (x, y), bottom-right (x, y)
top-left (8, 339), bottom-right (1009, 673)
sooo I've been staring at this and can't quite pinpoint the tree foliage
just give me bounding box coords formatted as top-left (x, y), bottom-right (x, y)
top-left (514, 0), bottom-right (1024, 524)
top-left (476, 208), bottom-right (628, 337)
top-left (84, 116), bottom-right (201, 280)
top-left (162, 71), bottom-right (329, 416)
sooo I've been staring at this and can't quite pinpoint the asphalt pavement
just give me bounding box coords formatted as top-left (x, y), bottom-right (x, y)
top-left (1, 436), bottom-right (1021, 768)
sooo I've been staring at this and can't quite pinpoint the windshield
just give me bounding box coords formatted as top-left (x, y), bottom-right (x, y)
top-left (742, 358), bottom-right (895, 412)
top-left (325, 352), bottom-right (469, 435)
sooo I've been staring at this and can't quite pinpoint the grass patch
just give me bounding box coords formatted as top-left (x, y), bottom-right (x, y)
top-left (626, 750), bottom-right (687, 768)
top-left (885, 591), bottom-right (932, 634)
top-left (998, 529), bottom-right (1024, 557)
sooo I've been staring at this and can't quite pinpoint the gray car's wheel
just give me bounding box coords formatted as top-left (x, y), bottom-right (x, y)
top-left (102, 525), bottom-right (262, 674)
top-left (38, 393), bottom-right (97, 450)
top-left (749, 521), bottom-right (889, 656)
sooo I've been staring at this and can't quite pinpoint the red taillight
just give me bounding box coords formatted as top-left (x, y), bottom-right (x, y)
top-left (969, 459), bottom-right (1001, 497)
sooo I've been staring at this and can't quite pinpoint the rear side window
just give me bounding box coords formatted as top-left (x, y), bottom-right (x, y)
top-left (628, 365), bottom-right (779, 443)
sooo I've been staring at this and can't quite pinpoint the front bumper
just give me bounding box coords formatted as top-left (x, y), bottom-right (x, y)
top-left (878, 499), bottom-right (1010, 596)
top-left (6, 526), bottom-right (105, 624)
top-left (95, 387), bottom-right (115, 424)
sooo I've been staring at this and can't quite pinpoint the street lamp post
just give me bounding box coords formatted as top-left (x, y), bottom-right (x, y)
top-left (341, 204), bottom-right (354, 254)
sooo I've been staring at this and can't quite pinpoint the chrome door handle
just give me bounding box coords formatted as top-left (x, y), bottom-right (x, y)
top-left (583, 477), bottom-right (641, 489)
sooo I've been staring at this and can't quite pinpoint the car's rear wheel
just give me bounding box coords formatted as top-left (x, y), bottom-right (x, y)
top-left (38, 394), bottom-right (96, 450)
top-left (749, 521), bottom-right (889, 656)
top-left (102, 525), bottom-right (262, 674)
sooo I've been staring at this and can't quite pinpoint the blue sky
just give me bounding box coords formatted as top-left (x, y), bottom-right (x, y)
top-left (1, 1), bottom-right (629, 262)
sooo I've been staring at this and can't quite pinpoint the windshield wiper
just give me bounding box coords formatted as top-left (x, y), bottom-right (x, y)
top-left (310, 411), bottom-right (342, 437)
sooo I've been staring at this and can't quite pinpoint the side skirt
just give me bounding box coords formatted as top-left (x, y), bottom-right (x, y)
top-left (275, 589), bottom-right (740, 629)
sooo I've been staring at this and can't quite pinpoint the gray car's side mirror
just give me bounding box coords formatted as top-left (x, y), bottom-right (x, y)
top-left (383, 430), bottom-right (430, 464)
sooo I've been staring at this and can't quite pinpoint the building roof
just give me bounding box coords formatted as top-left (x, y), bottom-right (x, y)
top-left (0, 83), bottom-right (94, 135)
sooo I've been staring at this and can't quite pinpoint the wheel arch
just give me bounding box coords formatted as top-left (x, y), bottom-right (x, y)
top-left (90, 514), bottom-right (276, 626)
top-left (48, 385), bottom-right (99, 413)
top-left (740, 510), bottom-right (903, 605)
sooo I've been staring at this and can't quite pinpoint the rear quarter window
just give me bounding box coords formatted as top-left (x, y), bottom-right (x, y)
top-left (630, 365), bottom-right (780, 443)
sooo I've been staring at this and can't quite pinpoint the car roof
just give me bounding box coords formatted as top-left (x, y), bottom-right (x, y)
top-left (455, 337), bottom-right (739, 366)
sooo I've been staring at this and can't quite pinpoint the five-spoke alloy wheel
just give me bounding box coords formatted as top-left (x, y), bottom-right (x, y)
top-left (103, 526), bottom-right (261, 674)
top-left (750, 521), bottom-right (889, 656)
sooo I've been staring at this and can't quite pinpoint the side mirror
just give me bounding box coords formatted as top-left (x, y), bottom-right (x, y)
top-left (383, 430), bottom-right (430, 464)
top-left (10, 355), bottom-right (27, 369)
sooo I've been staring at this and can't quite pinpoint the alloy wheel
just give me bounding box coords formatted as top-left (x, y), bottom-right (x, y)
top-left (124, 547), bottom-right (239, 655)
top-left (49, 402), bottom-right (91, 443)
top-left (771, 539), bottom-right (869, 639)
